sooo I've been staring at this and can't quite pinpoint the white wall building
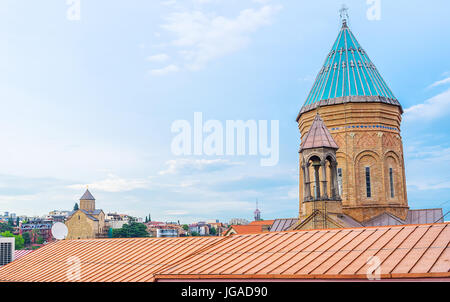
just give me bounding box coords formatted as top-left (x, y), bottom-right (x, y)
top-left (0, 237), bottom-right (15, 267)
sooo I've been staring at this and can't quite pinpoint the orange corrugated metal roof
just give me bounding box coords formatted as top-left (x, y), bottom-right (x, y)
top-left (248, 220), bottom-right (275, 226)
top-left (0, 223), bottom-right (449, 282)
top-left (156, 223), bottom-right (450, 280)
top-left (228, 225), bottom-right (263, 234)
top-left (14, 250), bottom-right (34, 260)
top-left (0, 237), bottom-right (223, 282)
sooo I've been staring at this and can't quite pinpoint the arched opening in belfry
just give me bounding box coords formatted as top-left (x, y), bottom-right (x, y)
top-left (303, 154), bottom-right (340, 202)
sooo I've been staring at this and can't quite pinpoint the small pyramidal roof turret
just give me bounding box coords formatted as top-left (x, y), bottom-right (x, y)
top-left (300, 113), bottom-right (339, 152)
top-left (80, 188), bottom-right (95, 200)
top-left (297, 6), bottom-right (402, 120)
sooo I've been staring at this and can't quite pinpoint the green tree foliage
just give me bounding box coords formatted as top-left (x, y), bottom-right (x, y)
top-left (209, 227), bottom-right (217, 236)
top-left (36, 236), bottom-right (44, 244)
top-left (191, 231), bottom-right (199, 237)
top-left (111, 222), bottom-right (149, 238)
top-left (0, 222), bottom-right (14, 233)
top-left (22, 232), bottom-right (31, 245)
top-left (0, 231), bottom-right (25, 250)
top-left (73, 203), bottom-right (79, 211)
top-left (182, 224), bottom-right (189, 231)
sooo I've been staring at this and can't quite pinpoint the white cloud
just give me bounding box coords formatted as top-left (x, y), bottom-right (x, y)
top-left (252, 0), bottom-right (272, 3)
top-left (149, 64), bottom-right (180, 76)
top-left (161, 0), bottom-right (177, 6)
top-left (298, 75), bottom-right (315, 83)
top-left (165, 210), bottom-right (189, 215)
top-left (68, 174), bottom-right (152, 193)
top-left (407, 180), bottom-right (450, 191)
top-left (428, 76), bottom-right (450, 89)
top-left (160, 4), bottom-right (282, 70)
top-left (159, 158), bottom-right (243, 175)
top-left (146, 53), bottom-right (170, 62)
top-left (404, 88), bottom-right (450, 121)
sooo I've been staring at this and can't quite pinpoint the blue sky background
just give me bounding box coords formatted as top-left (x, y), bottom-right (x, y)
top-left (0, 0), bottom-right (449, 223)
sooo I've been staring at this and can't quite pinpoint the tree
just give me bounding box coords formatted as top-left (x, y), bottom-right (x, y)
top-left (191, 232), bottom-right (199, 237)
top-left (0, 222), bottom-right (13, 233)
top-left (73, 203), bottom-right (79, 211)
top-left (209, 227), bottom-right (217, 236)
top-left (22, 232), bottom-right (31, 245)
top-left (0, 231), bottom-right (25, 250)
top-left (182, 224), bottom-right (189, 231)
top-left (111, 222), bottom-right (149, 238)
top-left (36, 236), bottom-right (44, 244)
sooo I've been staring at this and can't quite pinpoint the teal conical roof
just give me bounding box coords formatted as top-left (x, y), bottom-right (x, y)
top-left (297, 20), bottom-right (402, 120)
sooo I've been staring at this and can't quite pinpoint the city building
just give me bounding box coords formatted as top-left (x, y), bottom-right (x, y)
top-left (0, 237), bottom-right (14, 267)
top-left (105, 213), bottom-right (130, 229)
top-left (189, 222), bottom-right (209, 236)
top-left (19, 219), bottom-right (54, 243)
top-left (248, 220), bottom-right (275, 232)
top-left (65, 189), bottom-right (107, 239)
top-left (156, 228), bottom-right (178, 238)
top-left (228, 218), bottom-right (249, 226)
top-left (45, 210), bottom-right (70, 223)
top-left (145, 221), bottom-right (186, 237)
top-left (0, 212), bottom-right (16, 223)
top-left (223, 225), bottom-right (265, 236)
top-left (208, 222), bottom-right (227, 236)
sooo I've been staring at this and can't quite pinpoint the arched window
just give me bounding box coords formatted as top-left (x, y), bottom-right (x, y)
top-left (365, 167), bottom-right (371, 198)
top-left (389, 167), bottom-right (394, 198)
top-left (337, 168), bottom-right (343, 196)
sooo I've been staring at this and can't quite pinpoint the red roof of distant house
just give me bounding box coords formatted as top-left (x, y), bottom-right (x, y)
top-left (0, 223), bottom-right (449, 282)
top-left (249, 220), bottom-right (275, 226)
top-left (226, 225), bottom-right (264, 235)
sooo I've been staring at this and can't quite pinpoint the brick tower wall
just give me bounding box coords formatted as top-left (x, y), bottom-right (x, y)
top-left (298, 102), bottom-right (409, 222)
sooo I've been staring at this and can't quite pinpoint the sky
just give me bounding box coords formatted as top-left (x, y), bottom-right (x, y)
top-left (0, 0), bottom-right (449, 223)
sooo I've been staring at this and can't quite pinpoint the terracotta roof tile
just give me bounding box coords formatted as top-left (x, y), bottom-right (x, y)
top-left (0, 223), bottom-right (448, 282)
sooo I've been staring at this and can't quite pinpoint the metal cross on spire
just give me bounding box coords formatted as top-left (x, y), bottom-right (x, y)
top-left (339, 4), bottom-right (349, 27)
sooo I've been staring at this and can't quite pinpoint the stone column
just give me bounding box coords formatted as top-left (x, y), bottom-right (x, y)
top-left (321, 160), bottom-right (328, 199)
top-left (303, 162), bottom-right (312, 201)
top-left (330, 161), bottom-right (338, 199)
top-left (313, 163), bottom-right (321, 200)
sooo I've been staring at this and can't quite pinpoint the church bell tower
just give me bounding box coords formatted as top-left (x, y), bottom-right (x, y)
top-left (297, 8), bottom-right (409, 223)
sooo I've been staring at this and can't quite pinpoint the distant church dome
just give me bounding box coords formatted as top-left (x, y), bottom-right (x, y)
top-left (80, 189), bottom-right (95, 201)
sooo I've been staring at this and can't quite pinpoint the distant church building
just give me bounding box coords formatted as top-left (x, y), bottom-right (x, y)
top-left (254, 201), bottom-right (261, 221)
top-left (286, 9), bottom-right (443, 230)
top-left (66, 189), bottom-right (107, 240)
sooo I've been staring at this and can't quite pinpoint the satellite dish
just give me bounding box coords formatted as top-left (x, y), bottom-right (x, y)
top-left (52, 222), bottom-right (68, 240)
